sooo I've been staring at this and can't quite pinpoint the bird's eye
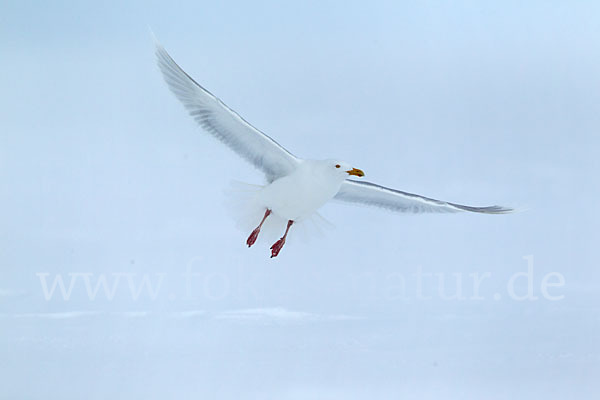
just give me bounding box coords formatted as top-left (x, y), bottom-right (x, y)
top-left (335, 164), bottom-right (341, 168)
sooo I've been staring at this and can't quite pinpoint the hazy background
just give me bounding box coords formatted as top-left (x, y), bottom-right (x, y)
top-left (1, 1), bottom-right (598, 399)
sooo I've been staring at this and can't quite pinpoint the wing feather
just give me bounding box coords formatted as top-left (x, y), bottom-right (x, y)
top-left (335, 180), bottom-right (513, 214)
top-left (156, 43), bottom-right (299, 182)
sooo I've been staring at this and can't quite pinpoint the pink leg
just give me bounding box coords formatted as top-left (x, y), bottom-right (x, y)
top-left (270, 220), bottom-right (294, 258)
top-left (246, 209), bottom-right (272, 247)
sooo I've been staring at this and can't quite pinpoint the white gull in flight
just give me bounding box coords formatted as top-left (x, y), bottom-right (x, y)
top-left (156, 43), bottom-right (512, 258)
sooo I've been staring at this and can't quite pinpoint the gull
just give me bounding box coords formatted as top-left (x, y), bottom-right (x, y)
top-left (156, 43), bottom-right (512, 258)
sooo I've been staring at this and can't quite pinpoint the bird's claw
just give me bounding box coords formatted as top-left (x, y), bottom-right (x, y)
top-left (270, 238), bottom-right (286, 258)
top-left (246, 228), bottom-right (260, 247)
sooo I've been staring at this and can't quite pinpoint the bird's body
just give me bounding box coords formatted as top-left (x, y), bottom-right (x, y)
top-left (258, 160), bottom-right (349, 222)
top-left (155, 41), bottom-right (513, 257)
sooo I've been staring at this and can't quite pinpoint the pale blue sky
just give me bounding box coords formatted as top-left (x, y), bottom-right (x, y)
top-left (1, 1), bottom-right (599, 398)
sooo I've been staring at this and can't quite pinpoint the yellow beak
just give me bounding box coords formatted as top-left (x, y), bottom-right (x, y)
top-left (346, 167), bottom-right (365, 177)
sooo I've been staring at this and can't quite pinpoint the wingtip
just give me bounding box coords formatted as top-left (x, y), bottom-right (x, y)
top-left (502, 206), bottom-right (527, 214)
top-left (490, 206), bottom-right (516, 214)
top-left (481, 205), bottom-right (516, 214)
top-left (450, 203), bottom-right (516, 214)
top-left (148, 26), bottom-right (159, 45)
top-left (148, 27), bottom-right (168, 58)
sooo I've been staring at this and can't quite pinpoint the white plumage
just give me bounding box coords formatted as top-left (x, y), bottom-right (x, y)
top-left (156, 42), bottom-right (512, 257)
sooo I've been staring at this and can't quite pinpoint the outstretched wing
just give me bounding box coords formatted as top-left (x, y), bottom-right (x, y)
top-left (156, 43), bottom-right (300, 182)
top-left (335, 180), bottom-right (513, 214)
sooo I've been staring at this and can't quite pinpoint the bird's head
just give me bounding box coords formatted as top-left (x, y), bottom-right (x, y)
top-left (318, 159), bottom-right (365, 180)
